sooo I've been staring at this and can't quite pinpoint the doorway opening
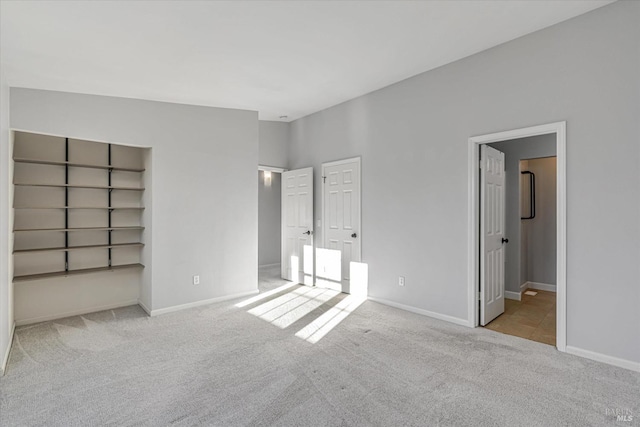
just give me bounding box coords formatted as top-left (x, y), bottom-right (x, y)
top-left (258, 166), bottom-right (285, 291)
top-left (247, 163), bottom-right (366, 344)
top-left (468, 122), bottom-right (566, 351)
top-left (483, 137), bottom-right (557, 345)
top-left (278, 159), bottom-right (366, 298)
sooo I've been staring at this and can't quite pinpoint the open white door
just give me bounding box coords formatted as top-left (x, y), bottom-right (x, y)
top-left (281, 167), bottom-right (313, 285)
top-left (480, 145), bottom-right (506, 326)
top-left (320, 158), bottom-right (361, 294)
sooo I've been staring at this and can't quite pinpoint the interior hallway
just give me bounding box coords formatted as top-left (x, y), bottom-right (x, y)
top-left (484, 290), bottom-right (556, 346)
top-left (0, 268), bottom-right (637, 426)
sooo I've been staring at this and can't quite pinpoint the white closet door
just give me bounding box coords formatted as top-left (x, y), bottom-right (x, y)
top-left (281, 167), bottom-right (313, 285)
top-left (321, 158), bottom-right (361, 294)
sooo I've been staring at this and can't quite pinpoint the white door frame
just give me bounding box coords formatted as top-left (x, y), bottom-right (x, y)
top-left (321, 156), bottom-right (362, 261)
top-left (467, 121), bottom-right (566, 352)
top-left (258, 165), bottom-right (287, 173)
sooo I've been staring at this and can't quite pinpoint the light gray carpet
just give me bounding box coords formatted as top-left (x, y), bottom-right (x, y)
top-left (1, 265), bottom-right (638, 426)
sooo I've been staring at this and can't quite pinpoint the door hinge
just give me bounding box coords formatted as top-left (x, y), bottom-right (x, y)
top-left (322, 176), bottom-right (326, 183)
top-left (477, 291), bottom-right (482, 301)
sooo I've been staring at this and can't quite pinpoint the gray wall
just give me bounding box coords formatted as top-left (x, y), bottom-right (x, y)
top-left (259, 121), bottom-right (289, 168)
top-left (258, 170), bottom-right (281, 266)
top-left (9, 88), bottom-right (259, 313)
top-left (489, 135), bottom-right (556, 293)
top-left (0, 64), bottom-right (13, 373)
top-left (289, 1), bottom-right (640, 363)
top-left (523, 157), bottom-right (557, 286)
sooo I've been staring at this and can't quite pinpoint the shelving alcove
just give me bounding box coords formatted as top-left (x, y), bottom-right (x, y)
top-left (12, 132), bottom-right (146, 283)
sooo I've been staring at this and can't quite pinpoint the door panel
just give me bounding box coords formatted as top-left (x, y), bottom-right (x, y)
top-left (281, 167), bottom-right (313, 285)
top-left (321, 159), bottom-right (361, 294)
top-left (343, 191), bottom-right (353, 229)
top-left (329, 191), bottom-right (338, 229)
top-left (481, 145), bottom-right (506, 325)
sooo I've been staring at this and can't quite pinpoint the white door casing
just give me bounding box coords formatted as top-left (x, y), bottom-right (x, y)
top-left (281, 167), bottom-right (313, 285)
top-left (469, 121), bottom-right (566, 351)
top-left (321, 158), bottom-right (361, 294)
top-left (480, 145), bottom-right (506, 326)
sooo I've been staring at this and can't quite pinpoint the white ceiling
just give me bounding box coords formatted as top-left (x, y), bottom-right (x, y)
top-left (1, 1), bottom-right (613, 121)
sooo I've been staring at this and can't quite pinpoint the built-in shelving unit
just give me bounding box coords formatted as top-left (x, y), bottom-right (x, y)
top-left (12, 132), bottom-right (146, 282)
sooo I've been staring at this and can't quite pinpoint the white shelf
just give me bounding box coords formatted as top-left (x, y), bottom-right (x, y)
top-left (14, 226), bottom-right (144, 232)
top-left (13, 157), bottom-right (144, 172)
top-left (14, 206), bottom-right (145, 210)
top-left (14, 242), bottom-right (144, 254)
top-left (13, 263), bottom-right (145, 282)
top-left (14, 183), bottom-right (144, 191)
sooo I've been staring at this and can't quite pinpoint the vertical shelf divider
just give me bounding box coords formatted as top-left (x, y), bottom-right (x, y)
top-left (108, 143), bottom-right (112, 267)
top-left (65, 138), bottom-right (69, 272)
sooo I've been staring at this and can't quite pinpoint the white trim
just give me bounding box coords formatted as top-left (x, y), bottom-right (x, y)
top-left (468, 121), bottom-right (567, 352)
top-left (258, 165), bottom-right (287, 173)
top-left (321, 156), bottom-right (362, 260)
top-left (259, 263), bottom-right (281, 269)
top-left (520, 282), bottom-right (529, 292)
top-left (469, 122), bottom-right (563, 145)
top-left (14, 300), bottom-right (140, 326)
top-left (1, 322), bottom-right (16, 376)
top-left (149, 290), bottom-right (259, 316)
top-left (566, 346), bottom-right (640, 373)
top-left (555, 122), bottom-right (567, 352)
top-left (10, 128), bottom-right (152, 149)
top-left (368, 296), bottom-right (470, 327)
top-left (138, 300), bottom-right (152, 316)
top-left (321, 157), bottom-right (362, 168)
top-left (525, 281), bottom-right (556, 292)
top-left (504, 291), bottom-right (521, 301)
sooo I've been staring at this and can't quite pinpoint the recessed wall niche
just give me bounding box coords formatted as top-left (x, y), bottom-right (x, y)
top-left (12, 132), bottom-right (146, 282)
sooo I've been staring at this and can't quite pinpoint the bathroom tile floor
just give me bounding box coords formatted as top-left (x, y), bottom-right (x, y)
top-left (484, 290), bottom-right (556, 346)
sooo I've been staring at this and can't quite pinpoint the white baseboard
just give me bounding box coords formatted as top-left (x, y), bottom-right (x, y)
top-left (367, 296), bottom-right (470, 327)
top-left (1, 322), bottom-right (16, 376)
top-left (566, 346), bottom-right (640, 373)
top-left (15, 300), bottom-right (140, 326)
top-left (525, 281), bottom-right (556, 292)
top-left (505, 291), bottom-right (521, 301)
top-left (138, 300), bottom-right (152, 316)
top-left (259, 263), bottom-right (280, 269)
top-left (149, 290), bottom-right (259, 316)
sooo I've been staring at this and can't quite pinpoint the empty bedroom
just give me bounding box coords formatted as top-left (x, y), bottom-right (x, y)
top-left (0, 1), bottom-right (638, 426)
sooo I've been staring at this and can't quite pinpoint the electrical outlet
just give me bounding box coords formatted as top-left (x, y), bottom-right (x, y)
top-left (398, 276), bottom-right (405, 287)
top-left (193, 275), bottom-right (200, 285)
top-left (317, 219), bottom-right (322, 227)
